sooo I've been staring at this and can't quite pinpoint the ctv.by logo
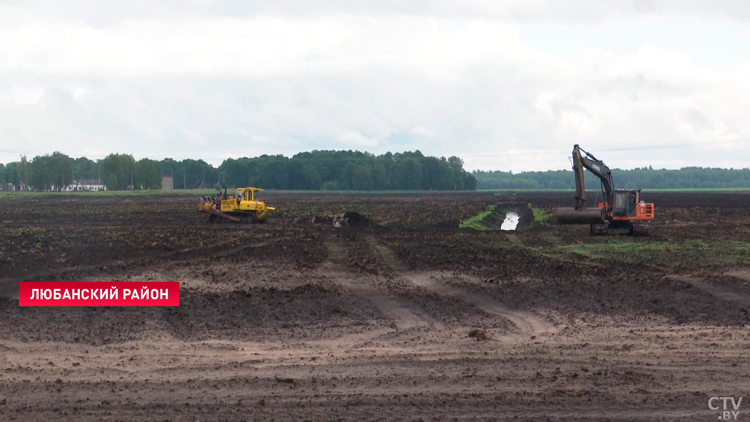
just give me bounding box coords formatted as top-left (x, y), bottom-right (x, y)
top-left (709, 397), bottom-right (743, 420)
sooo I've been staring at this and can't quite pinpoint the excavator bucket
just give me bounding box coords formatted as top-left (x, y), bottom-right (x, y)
top-left (554, 207), bottom-right (607, 225)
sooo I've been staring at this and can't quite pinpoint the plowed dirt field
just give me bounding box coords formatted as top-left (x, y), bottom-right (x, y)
top-left (1, 191), bottom-right (749, 421)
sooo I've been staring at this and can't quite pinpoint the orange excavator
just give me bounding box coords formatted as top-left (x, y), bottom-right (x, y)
top-left (554, 145), bottom-right (655, 235)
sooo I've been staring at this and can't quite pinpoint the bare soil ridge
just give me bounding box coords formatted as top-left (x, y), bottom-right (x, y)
top-left (1, 191), bottom-right (749, 421)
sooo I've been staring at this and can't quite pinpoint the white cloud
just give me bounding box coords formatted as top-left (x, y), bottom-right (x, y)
top-left (0, 17), bottom-right (534, 78)
top-left (1, 3), bottom-right (750, 172)
top-left (9, 86), bottom-right (45, 105)
top-left (336, 131), bottom-right (380, 147)
top-left (410, 126), bottom-right (435, 138)
top-left (4, 1), bottom-right (750, 23)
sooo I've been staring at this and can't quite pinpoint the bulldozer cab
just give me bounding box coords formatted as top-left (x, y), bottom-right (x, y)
top-left (240, 188), bottom-right (259, 202)
top-left (233, 188), bottom-right (257, 202)
top-left (612, 189), bottom-right (640, 217)
top-left (227, 187), bottom-right (264, 209)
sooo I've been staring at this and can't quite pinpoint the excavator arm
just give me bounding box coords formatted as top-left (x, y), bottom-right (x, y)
top-left (553, 144), bottom-right (609, 226)
top-left (572, 145), bottom-right (614, 211)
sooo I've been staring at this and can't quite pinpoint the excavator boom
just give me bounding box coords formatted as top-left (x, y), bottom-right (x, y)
top-left (573, 145), bottom-right (615, 210)
top-left (555, 145), bottom-right (609, 225)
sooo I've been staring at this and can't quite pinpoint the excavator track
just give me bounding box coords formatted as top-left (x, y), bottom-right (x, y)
top-left (589, 223), bottom-right (608, 235)
top-left (628, 223), bottom-right (650, 237)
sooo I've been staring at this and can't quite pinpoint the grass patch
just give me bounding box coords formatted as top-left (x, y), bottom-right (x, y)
top-left (459, 205), bottom-right (499, 231)
top-left (528, 203), bottom-right (550, 225)
top-left (543, 238), bottom-right (750, 269)
top-left (560, 240), bottom-right (665, 260)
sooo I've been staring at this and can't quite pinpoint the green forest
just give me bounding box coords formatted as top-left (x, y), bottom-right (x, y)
top-left (0, 150), bottom-right (476, 191)
top-left (472, 167), bottom-right (750, 190)
top-left (4, 150), bottom-right (750, 192)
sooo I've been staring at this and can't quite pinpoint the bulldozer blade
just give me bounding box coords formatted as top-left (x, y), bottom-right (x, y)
top-left (198, 202), bottom-right (241, 223)
top-left (554, 207), bottom-right (606, 225)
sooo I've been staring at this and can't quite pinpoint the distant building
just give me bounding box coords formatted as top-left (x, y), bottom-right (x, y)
top-left (64, 179), bottom-right (106, 192)
top-left (161, 175), bottom-right (173, 191)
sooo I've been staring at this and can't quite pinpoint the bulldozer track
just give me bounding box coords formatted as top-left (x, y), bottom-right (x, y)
top-left (0, 222), bottom-right (297, 231)
top-left (666, 275), bottom-right (750, 307)
top-left (725, 269), bottom-right (750, 282)
top-left (0, 238), bottom-right (283, 299)
top-left (404, 273), bottom-right (556, 341)
top-left (322, 234), bottom-right (432, 332)
top-left (364, 236), bottom-right (556, 340)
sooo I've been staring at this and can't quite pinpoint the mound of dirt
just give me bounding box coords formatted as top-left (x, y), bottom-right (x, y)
top-left (341, 211), bottom-right (370, 227)
top-left (311, 211), bottom-right (371, 228)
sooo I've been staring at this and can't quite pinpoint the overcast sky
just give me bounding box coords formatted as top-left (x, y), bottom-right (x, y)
top-left (1, 1), bottom-right (749, 172)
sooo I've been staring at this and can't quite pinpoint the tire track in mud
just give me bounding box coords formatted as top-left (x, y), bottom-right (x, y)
top-left (667, 275), bottom-right (750, 306)
top-left (0, 238), bottom-right (283, 299)
top-left (322, 234), bottom-right (432, 332)
top-left (408, 272), bottom-right (556, 339)
top-left (725, 269), bottom-right (750, 283)
top-left (365, 236), bottom-right (556, 340)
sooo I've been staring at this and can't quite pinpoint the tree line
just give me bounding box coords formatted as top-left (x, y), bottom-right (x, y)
top-left (219, 151), bottom-right (476, 191)
top-left (0, 150), bottom-right (477, 191)
top-left (473, 167), bottom-right (750, 190)
top-left (0, 154), bottom-right (218, 191)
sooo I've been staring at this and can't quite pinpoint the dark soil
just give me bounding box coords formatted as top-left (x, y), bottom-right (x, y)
top-left (1, 191), bottom-right (749, 421)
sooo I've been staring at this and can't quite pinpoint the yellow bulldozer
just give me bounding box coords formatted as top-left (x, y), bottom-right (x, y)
top-left (198, 187), bottom-right (275, 224)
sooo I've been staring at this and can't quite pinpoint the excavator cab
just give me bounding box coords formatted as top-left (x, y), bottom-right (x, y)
top-left (611, 189), bottom-right (639, 217)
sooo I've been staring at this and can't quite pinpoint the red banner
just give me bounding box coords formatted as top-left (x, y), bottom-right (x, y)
top-left (18, 282), bottom-right (180, 307)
